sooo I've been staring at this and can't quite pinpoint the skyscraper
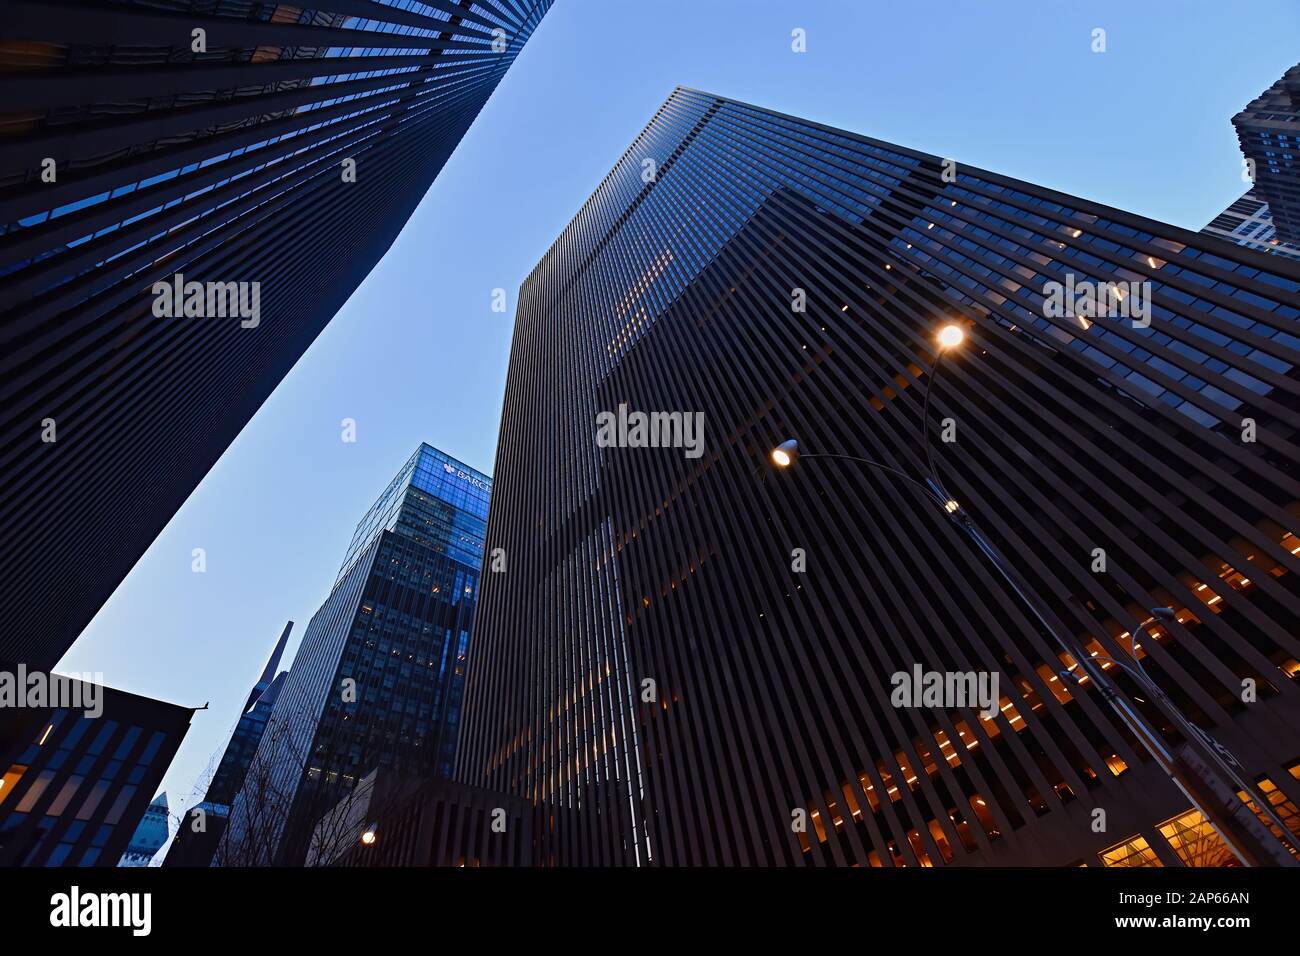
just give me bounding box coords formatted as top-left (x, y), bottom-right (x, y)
top-left (1203, 63), bottom-right (1300, 264)
top-left (0, 0), bottom-right (552, 670)
top-left (162, 621), bottom-right (291, 866)
top-left (118, 791), bottom-right (170, 867)
top-left (459, 88), bottom-right (1300, 866)
top-left (1234, 62), bottom-right (1300, 245)
top-left (224, 443), bottom-right (490, 865)
top-left (1201, 191), bottom-right (1300, 261)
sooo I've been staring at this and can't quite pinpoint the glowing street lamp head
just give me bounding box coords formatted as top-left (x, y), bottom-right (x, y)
top-left (361, 824), bottom-right (378, 846)
top-left (937, 324), bottom-right (964, 349)
top-left (772, 439), bottom-right (800, 468)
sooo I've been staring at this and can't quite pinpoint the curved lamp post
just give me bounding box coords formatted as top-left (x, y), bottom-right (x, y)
top-left (771, 323), bottom-right (1297, 866)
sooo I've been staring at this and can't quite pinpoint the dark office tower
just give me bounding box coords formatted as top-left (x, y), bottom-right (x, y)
top-left (1202, 191), bottom-right (1300, 262)
top-left (310, 769), bottom-right (533, 867)
top-left (0, 674), bottom-right (192, 866)
top-left (224, 444), bottom-right (489, 865)
top-left (162, 621), bottom-right (291, 866)
top-left (1234, 62), bottom-right (1300, 245)
top-left (460, 88), bottom-right (1300, 867)
top-left (0, 0), bottom-right (552, 671)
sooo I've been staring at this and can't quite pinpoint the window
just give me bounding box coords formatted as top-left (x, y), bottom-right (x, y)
top-left (1158, 809), bottom-right (1238, 867)
top-left (74, 780), bottom-right (111, 821)
top-left (0, 764), bottom-right (29, 807)
top-left (1100, 833), bottom-right (1162, 867)
top-left (46, 775), bottom-right (84, 817)
top-left (14, 770), bottom-right (55, 813)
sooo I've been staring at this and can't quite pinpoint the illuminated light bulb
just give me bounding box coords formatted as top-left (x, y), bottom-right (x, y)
top-left (937, 324), bottom-right (964, 349)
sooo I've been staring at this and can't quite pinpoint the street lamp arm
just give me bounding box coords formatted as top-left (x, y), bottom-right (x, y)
top-left (797, 452), bottom-right (946, 505)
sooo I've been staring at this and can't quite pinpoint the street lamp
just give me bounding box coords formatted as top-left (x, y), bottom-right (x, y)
top-left (937, 323), bottom-right (964, 349)
top-left (771, 439), bottom-right (799, 468)
top-left (1087, 608), bottom-right (1298, 859)
top-left (360, 823), bottom-right (378, 846)
top-left (771, 323), bottom-right (1298, 867)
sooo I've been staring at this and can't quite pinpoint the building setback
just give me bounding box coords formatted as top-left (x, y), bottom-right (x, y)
top-left (0, 674), bottom-right (192, 866)
top-left (457, 87), bottom-right (1300, 867)
top-left (223, 444), bottom-right (490, 865)
top-left (1234, 62), bottom-right (1300, 245)
top-left (0, 0), bottom-right (552, 671)
top-left (163, 621), bottom-right (291, 866)
top-left (1201, 191), bottom-right (1300, 262)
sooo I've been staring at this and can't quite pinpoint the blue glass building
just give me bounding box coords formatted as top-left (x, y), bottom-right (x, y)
top-left (223, 444), bottom-right (490, 865)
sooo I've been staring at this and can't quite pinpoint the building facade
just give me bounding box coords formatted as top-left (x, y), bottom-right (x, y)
top-left (224, 443), bottom-right (490, 865)
top-left (316, 769), bottom-right (533, 867)
top-left (1234, 62), bottom-right (1300, 245)
top-left (1201, 191), bottom-right (1300, 262)
top-left (0, 0), bottom-right (552, 670)
top-left (118, 791), bottom-right (170, 866)
top-left (458, 87), bottom-right (1300, 866)
top-left (163, 621), bottom-right (291, 866)
top-left (0, 674), bottom-right (192, 866)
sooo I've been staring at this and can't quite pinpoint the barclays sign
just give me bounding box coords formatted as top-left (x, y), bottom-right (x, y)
top-left (443, 460), bottom-right (489, 491)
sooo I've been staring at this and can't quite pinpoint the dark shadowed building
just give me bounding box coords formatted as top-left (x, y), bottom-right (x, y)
top-left (0, 673), bottom-right (192, 866)
top-left (1234, 62), bottom-right (1300, 245)
top-left (0, 0), bottom-right (553, 670)
top-left (307, 768), bottom-right (531, 867)
top-left (458, 88), bottom-right (1300, 867)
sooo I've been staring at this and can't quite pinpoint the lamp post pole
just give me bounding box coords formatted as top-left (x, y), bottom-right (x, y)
top-left (771, 325), bottom-right (1297, 866)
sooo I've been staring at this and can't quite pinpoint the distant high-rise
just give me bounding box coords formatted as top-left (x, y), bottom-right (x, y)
top-left (224, 444), bottom-right (490, 865)
top-left (1233, 62), bottom-right (1300, 244)
top-left (0, 0), bottom-right (553, 671)
top-left (162, 621), bottom-right (291, 866)
top-left (1201, 191), bottom-right (1300, 261)
top-left (459, 88), bottom-right (1300, 867)
top-left (117, 791), bottom-right (170, 867)
top-left (0, 675), bottom-right (192, 866)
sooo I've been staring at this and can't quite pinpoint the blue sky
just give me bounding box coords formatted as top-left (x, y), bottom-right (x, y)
top-left (59, 0), bottom-right (1300, 835)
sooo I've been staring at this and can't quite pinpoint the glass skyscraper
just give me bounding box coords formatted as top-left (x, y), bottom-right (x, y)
top-left (0, 0), bottom-right (552, 671)
top-left (162, 621), bottom-right (291, 866)
top-left (459, 88), bottom-right (1300, 867)
top-left (223, 443), bottom-right (490, 865)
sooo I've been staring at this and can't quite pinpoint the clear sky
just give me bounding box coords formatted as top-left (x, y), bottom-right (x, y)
top-left (58, 0), bottom-right (1300, 844)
